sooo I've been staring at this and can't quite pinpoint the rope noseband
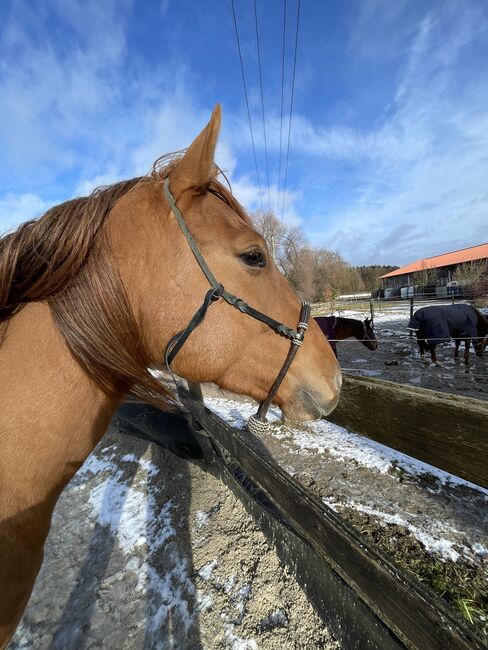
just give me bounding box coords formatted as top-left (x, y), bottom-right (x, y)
top-left (162, 178), bottom-right (310, 433)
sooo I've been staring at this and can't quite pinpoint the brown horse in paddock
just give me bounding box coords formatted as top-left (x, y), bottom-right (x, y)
top-left (0, 106), bottom-right (341, 648)
top-left (314, 316), bottom-right (378, 357)
top-left (408, 304), bottom-right (488, 365)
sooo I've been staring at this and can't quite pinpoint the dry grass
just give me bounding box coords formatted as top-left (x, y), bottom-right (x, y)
top-left (342, 507), bottom-right (488, 640)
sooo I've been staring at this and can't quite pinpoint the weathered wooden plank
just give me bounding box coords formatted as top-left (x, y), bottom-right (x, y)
top-left (327, 374), bottom-right (488, 488)
top-left (176, 392), bottom-right (483, 650)
top-left (115, 403), bottom-right (404, 649)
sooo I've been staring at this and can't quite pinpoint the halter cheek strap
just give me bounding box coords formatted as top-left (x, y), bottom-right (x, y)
top-left (162, 178), bottom-right (310, 432)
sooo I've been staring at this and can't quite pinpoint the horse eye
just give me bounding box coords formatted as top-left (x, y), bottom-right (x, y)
top-left (240, 250), bottom-right (266, 268)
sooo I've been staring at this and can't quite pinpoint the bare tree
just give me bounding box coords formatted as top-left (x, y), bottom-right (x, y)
top-left (250, 210), bottom-right (365, 302)
top-left (251, 210), bottom-right (307, 277)
top-left (414, 261), bottom-right (437, 291)
top-left (452, 260), bottom-right (488, 296)
top-left (251, 210), bottom-right (287, 257)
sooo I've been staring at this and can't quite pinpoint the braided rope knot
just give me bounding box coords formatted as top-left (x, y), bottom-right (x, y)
top-left (247, 415), bottom-right (271, 435)
top-left (298, 322), bottom-right (308, 330)
top-left (292, 337), bottom-right (303, 346)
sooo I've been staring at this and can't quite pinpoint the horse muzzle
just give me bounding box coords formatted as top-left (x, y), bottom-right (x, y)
top-left (281, 373), bottom-right (342, 421)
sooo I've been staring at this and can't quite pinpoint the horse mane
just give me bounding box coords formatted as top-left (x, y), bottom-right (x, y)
top-left (0, 154), bottom-right (246, 408)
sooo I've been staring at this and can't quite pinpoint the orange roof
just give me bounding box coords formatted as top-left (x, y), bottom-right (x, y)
top-left (381, 242), bottom-right (488, 279)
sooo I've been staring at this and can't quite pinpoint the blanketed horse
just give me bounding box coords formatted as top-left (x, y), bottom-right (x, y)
top-left (314, 316), bottom-right (378, 357)
top-left (0, 106), bottom-right (341, 648)
top-left (408, 304), bottom-right (488, 364)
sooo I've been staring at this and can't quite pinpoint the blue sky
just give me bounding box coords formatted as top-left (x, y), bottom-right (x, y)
top-left (1, 0), bottom-right (487, 265)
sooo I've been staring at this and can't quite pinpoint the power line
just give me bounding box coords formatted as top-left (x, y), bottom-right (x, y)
top-left (253, 0), bottom-right (271, 213)
top-left (230, 0), bottom-right (264, 212)
top-left (281, 0), bottom-right (301, 221)
top-left (277, 0), bottom-right (287, 218)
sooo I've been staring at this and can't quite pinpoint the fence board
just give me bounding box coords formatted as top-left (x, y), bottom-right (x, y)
top-left (328, 374), bottom-right (488, 488)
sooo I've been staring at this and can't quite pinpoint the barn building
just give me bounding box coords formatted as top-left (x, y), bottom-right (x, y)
top-left (379, 242), bottom-right (488, 299)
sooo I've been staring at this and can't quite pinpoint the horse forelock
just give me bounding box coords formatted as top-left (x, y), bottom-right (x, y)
top-left (152, 150), bottom-right (252, 228)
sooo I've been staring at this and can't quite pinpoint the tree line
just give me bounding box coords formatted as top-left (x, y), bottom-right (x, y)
top-left (251, 210), bottom-right (397, 301)
top-left (251, 211), bottom-right (488, 301)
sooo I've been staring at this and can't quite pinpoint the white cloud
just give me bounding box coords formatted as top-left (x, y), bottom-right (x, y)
top-left (1, 0), bottom-right (486, 268)
top-left (0, 193), bottom-right (48, 235)
top-left (304, 4), bottom-right (488, 264)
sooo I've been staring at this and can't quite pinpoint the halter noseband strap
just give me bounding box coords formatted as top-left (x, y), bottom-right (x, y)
top-left (162, 178), bottom-right (310, 432)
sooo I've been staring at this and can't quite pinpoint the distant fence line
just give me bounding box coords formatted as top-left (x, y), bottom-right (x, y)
top-left (312, 291), bottom-right (488, 331)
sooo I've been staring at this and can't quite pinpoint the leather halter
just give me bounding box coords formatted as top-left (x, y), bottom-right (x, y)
top-left (162, 178), bottom-right (311, 434)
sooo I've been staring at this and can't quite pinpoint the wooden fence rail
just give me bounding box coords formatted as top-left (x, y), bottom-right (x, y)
top-left (328, 374), bottom-right (488, 488)
top-left (116, 390), bottom-right (485, 650)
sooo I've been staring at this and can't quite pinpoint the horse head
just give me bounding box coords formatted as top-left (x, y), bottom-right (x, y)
top-left (475, 310), bottom-right (488, 357)
top-left (362, 317), bottom-right (378, 350)
top-left (107, 106), bottom-right (341, 419)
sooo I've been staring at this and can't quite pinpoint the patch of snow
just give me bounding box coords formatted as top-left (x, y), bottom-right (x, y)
top-left (196, 591), bottom-right (213, 612)
top-left (224, 575), bottom-right (238, 594)
top-left (195, 504), bottom-right (220, 529)
top-left (70, 446), bottom-right (198, 643)
top-left (205, 396), bottom-right (488, 496)
top-left (472, 542), bottom-right (488, 557)
top-left (343, 502), bottom-right (462, 562)
top-left (342, 368), bottom-right (383, 377)
top-left (196, 510), bottom-right (211, 528)
top-left (223, 628), bottom-right (258, 650)
top-left (198, 559), bottom-right (218, 581)
top-left (260, 609), bottom-right (288, 629)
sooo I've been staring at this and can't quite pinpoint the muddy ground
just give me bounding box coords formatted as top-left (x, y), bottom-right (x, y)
top-left (205, 391), bottom-right (488, 640)
top-left (8, 431), bottom-right (339, 650)
top-left (8, 305), bottom-right (487, 648)
top-left (315, 306), bottom-right (488, 401)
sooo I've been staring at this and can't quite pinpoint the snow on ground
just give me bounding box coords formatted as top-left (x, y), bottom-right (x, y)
top-left (74, 444), bottom-right (200, 641)
top-left (327, 501), bottom-right (466, 562)
top-left (206, 396), bottom-right (487, 493)
top-left (205, 395), bottom-right (488, 565)
top-left (327, 300), bottom-right (472, 325)
top-left (10, 431), bottom-right (338, 650)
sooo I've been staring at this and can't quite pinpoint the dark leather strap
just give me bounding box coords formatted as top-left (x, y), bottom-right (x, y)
top-left (163, 178), bottom-right (298, 341)
top-left (256, 302), bottom-right (310, 419)
top-left (162, 177), bottom-right (311, 426)
top-left (164, 285), bottom-right (224, 368)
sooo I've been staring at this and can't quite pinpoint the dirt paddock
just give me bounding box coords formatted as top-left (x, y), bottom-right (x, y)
top-left (317, 304), bottom-right (488, 401)
top-left (8, 304), bottom-right (487, 648)
top-left (8, 431), bottom-right (339, 650)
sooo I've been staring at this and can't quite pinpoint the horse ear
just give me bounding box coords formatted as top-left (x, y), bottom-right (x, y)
top-left (170, 104), bottom-right (222, 197)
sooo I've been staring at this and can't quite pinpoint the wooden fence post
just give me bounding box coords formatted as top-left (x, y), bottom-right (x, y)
top-left (409, 296), bottom-right (414, 336)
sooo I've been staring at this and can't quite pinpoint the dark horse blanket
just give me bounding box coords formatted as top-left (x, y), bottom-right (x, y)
top-left (408, 304), bottom-right (478, 344)
top-left (314, 316), bottom-right (337, 356)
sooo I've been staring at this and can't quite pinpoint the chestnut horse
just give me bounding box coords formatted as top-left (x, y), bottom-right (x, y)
top-left (0, 106), bottom-right (341, 647)
top-left (314, 316), bottom-right (378, 357)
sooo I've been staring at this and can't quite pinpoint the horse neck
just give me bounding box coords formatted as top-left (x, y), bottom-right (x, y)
top-left (0, 302), bottom-right (120, 514)
top-left (334, 317), bottom-right (363, 340)
top-left (476, 310), bottom-right (488, 335)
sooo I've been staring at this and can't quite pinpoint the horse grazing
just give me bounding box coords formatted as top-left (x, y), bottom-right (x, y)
top-left (314, 316), bottom-right (378, 357)
top-left (408, 304), bottom-right (488, 365)
top-left (0, 106), bottom-right (341, 647)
